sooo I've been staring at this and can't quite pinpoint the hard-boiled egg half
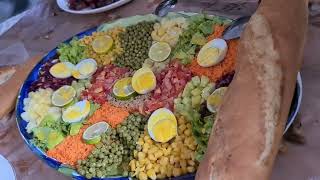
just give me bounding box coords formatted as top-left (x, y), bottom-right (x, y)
top-left (197, 38), bottom-right (228, 67)
top-left (49, 62), bottom-right (75, 78)
top-left (62, 100), bottom-right (91, 123)
top-left (72, 59), bottom-right (97, 80)
top-left (147, 108), bottom-right (177, 143)
top-left (132, 67), bottom-right (156, 94)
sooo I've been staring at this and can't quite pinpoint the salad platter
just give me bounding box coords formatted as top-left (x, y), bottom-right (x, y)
top-left (16, 12), bottom-right (301, 180)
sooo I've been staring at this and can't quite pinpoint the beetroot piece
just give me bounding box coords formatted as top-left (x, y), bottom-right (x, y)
top-left (29, 59), bottom-right (75, 92)
top-left (215, 71), bottom-right (235, 88)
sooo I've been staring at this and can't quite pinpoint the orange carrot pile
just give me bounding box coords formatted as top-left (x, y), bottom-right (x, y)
top-left (87, 102), bottom-right (129, 127)
top-left (47, 102), bottom-right (129, 166)
top-left (47, 127), bottom-right (94, 166)
top-left (207, 25), bottom-right (225, 41)
top-left (189, 25), bottom-right (239, 82)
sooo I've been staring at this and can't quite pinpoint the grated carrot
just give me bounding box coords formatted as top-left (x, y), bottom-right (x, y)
top-left (189, 25), bottom-right (239, 82)
top-left (207, 25), bottom-right (225, 41)
top-left (47, 127), bottom-right (94, 166)
top-left (47, 102), bottom-right (129, 166)
top-left (87, 102), bottom-right (129, 128)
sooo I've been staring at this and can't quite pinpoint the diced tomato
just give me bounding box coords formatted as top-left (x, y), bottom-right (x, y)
top-left (143, 61), bottom-right (191, 114)
top-left (81, 65), bottom-right (130, 104)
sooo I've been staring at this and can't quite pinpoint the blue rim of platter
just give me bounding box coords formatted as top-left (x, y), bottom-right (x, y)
top-left (15, 16), bottom-right (302, 180)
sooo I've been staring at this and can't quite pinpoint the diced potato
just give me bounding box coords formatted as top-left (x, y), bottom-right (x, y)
top-left (182, 97), bottom-right (191, 105)
top-left (191, 95), bottom-right (202, 108)
top-left (191, 88), bottom-right (202, 96)
top-left (201, 86), bottom-right (214, 99)
top-left (200, 75), bottom-right (210, 87)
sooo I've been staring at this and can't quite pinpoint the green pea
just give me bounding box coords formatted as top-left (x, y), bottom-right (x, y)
top-left (85, 173), bottom-right (92, 179)
top-left (99, 153), bottom-right (104, 159)
top-left (89, 167), bottom-right (95, 173)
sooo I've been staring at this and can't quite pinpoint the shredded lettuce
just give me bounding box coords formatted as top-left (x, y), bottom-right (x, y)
top-left (173, 14), bottom-right (228, 65)
top-left (57, 37), bottom-right (87, 64)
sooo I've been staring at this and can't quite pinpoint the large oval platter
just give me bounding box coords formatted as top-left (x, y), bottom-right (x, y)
top-left (16, 12), bottom-right (302, 180)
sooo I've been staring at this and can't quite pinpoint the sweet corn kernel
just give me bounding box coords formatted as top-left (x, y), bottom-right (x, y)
top-left (154, 151), bottom-right (163, 159)
top-left (163, 148), bottom-right (170, 156)
top-left (148, 153), bottom-right (156, 161)
top-left (149, 147), bottom-right (158, 154)
top-left (130, 160), bottom-right (136, 171)
top-left (188, 160), bottom-right (195, 166)
top-left (169, 155), bottom-right (175, 165)
top-left (172, 168), bottom-right (182, 177)
top-left (147, 169), bottom-right (157, 180)
top-left (157, 174), bottom-right (166, 179)
top-left (184, 129), bottom-right (192, 136)
top-left (138, 172), bottom-right (148, 180)
top-left (165, 166), bottom-right (173, 177)
top-left (154, 164), bottom-right (160, 173)
top-left (180, 159), bottom-right (187, 168)
top-left (161, 143), bottom-right (169, 148)
top-left (140, 159), bottom-right (148, 165)
top-left (160, 166), bottom-right (166, 175)
top-left (146, 162), bottom-right (153, 170)
top-left (187, 166), bottom-right (195, 173)
top-left (138, 152), bottom-right (146, 161)
top-left (144, 135), bottom-right (151, 142)
top-left (181, 166), bottom-right (188, 174)
top-left (178, 124), bottom-right (187, 132)
top-left (159, 156), bottom-right (169, 166)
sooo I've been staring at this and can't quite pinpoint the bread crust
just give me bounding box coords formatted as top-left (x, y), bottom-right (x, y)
top-left (196, 0), bottom-right (308, 179)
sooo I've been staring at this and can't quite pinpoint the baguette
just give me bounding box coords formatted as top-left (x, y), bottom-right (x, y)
top-left (196, 0), bottom-right (308, 179)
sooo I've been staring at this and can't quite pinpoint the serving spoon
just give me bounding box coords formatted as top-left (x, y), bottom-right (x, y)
top-left (154, 0), bottom-right (253, 40)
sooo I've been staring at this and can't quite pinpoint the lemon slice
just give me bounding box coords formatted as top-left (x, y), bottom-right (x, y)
top-left (148, 108), bottom-right (177, 143)
top-left (148, 42), bottom-right (171, 62)
top-left (207, 87), bottom-right (228, 113)
top-left (91, 35), bottom-right (113, 54)
top-left (83, 122), bottom-right (109, 145)
top-left (132, 67), bottom-right (156, 94)
top-left (52, 85), bottom-right (76, 107)
top-left (112, 77), bottom-right (137, 100)
top-left (49, 62), bottom-right (75, 79)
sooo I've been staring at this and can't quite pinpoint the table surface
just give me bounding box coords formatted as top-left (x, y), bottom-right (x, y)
top-left (1, 0), bottom-right (320, 180)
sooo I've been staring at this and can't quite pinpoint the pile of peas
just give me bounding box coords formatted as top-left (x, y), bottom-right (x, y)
top-left (114, 21), bottom-right (155, 70)
top-left (116, 113), bottom-right (147, 152)
top-left (77, 114), bottom-right (147, 179)
top-left (77, 129), bottom-right (128, 179)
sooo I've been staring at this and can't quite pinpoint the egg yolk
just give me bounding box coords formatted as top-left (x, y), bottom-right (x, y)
top-left (72, 70), bottom-right (82, 79)
top-left (51, 63), bottom-right (68, 74)
top-left (65, 107), bottom-right (81, 120)
top-left (152, 119), bottom-right (177, 143)
top-left (199, 47), bottom-right (220, 65)
top-left (135, 72), bottom-right (155, 90)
